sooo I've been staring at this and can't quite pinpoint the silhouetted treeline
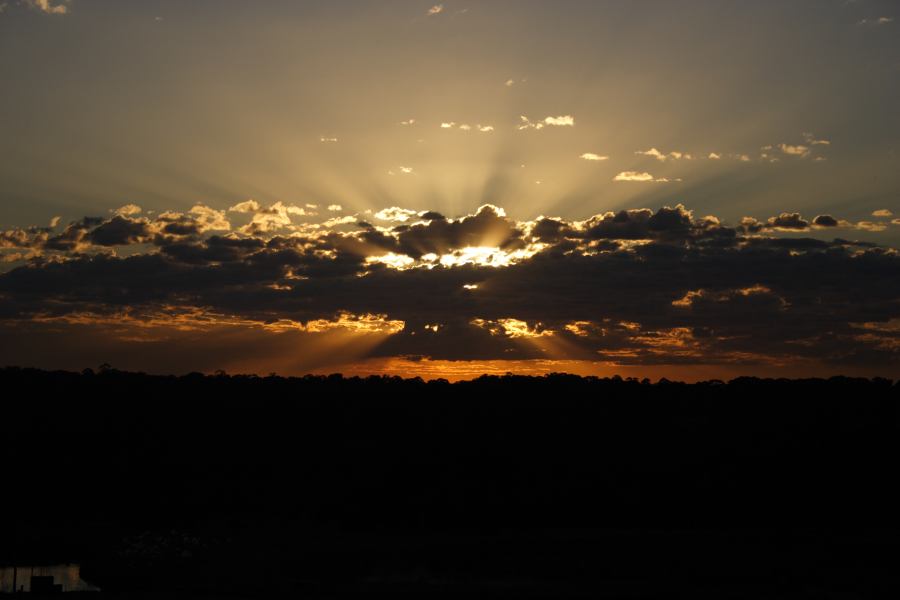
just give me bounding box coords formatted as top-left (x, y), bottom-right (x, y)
top-left (2, 367), bottom-right (899, 596)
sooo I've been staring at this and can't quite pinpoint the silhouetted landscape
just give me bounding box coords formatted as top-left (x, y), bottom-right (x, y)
top-left (3, 367), bottom-right (898, 597)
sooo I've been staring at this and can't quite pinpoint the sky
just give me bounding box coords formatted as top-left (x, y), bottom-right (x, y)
top-left (1, 0), bottom-right (899, 379)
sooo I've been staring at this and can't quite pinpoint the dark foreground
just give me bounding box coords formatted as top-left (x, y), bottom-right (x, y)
top-left (2, 368), bottom-right (899, 598)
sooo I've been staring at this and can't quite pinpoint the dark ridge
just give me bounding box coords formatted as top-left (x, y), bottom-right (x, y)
top-left (2, 366), bottom-right (898, 597)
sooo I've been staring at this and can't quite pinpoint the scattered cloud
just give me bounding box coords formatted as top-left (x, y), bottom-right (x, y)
top-left (517, 115), bottom-right (575, 130)
top-left (319, 136), bottom-right (338, 143)
top-left (778, 143), bottom-right (810, 157)
top-left (427, 4), bottom-right (444, 16)
top-left (580, 153), bottom-right (609, 161)
top-left (400, 119), bottom-right (416, 126)
top-left (872, 209), bottom-right (893, 218)
top-left (613, 171), bottom-right (677, 182)
top-left (440, 122), bottom-right (493, 133)
top-left (327, 204), bottom-right (343, 212)
top-left (635, 148), bottom-right (692, 161)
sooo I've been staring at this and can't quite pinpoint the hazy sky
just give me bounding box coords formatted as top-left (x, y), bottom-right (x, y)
top-left (1, 1), bottom-right (899, 379)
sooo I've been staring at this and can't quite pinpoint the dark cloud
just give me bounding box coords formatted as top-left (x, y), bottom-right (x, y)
top-left (88, 216), bottom-right (153, 247)
top-left (766, 212), bottom-right (809, 230)
top-left (813, 214), bottom-right (839, 227)
top-left (1, 203), bottom-right (898, 370)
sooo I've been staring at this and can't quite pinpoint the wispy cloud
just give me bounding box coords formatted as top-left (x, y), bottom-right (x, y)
top-left (635, 148), bottom-right (692, 161)
top-left (427, 4), bottom-right (444, 16)
top-left (580, 153), bottom-right (609, 161)
top-left (613, 171), bottom-right (677, 183)
top-left (399, 119), bottom-right (416, 126)
top-left (440, 122), bottom-right (493, 132)
top-left (319, 136), bottom-right (338, 143)
top-left (388, 166), bottom-right (415, 175)
top-left (857, 16), bottom-right (893, 25)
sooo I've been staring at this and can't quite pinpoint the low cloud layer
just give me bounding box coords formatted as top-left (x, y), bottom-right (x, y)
top-left (1, 201), bottom-right (898, 373)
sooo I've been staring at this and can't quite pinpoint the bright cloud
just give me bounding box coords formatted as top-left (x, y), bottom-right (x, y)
top-left (636, 148), bottom-right (692, 161)
top-left (517, 115), bottom-right (575, 130)
top-left (228, 199), bottom-right (261, 213)
top-left (612, 172), bottom-right (678, 183)
top-left (115, 204), bottom-right (143, 217)
top-left (580, 153), bottom-right (609, 161)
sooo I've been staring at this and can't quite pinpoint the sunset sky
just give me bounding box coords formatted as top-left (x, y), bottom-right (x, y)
top-left (1, 0), bottom-right (899, 379)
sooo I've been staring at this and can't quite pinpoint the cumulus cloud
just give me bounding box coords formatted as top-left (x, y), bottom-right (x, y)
top-left (614, 171), bottom-right (654, 182)
top-left (3, 202), bottom-right (899, 371)
top-left (580, 153), bottom-right (609, 161)
top-left (517, 115), bottom-right (575, 130)
top-left (229, 199), bottom-right (260, 213)
top-left (114, 204), bottom-right (142, 217)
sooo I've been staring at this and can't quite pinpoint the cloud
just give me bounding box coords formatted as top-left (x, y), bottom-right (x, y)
top-left (427, 4), bottom-right (443, 16)
top-left (872, 209), bottom-right (893, 218)
top-left (440, 122), bottom-right (494, 132)
top-left (778, 143), bottom-right (810, 157)
top-left (708, 153), bottom-right (721, 160)
top-left (319, 136), bottom-right (338, 143)
top-left (517, 115), bottom-right (575, 130)
top-left (580, 153), bottom-right (609, 161)
top-left (802, 132), bottom-right (830, 146)
top-left (635, 148), bottom-right (692, 161)
top-left (234, 201), bottom-right (308, 234)
top-left (2, 201), bottom-right (899, 371)
top-left (857, 16), bottom-right (893, 25)
top-left (114, 204), bottom-right (142, 217)
top-left (229, 199), bottom-right (261, 213)
top-left (400, 119), bottom-right (416, 126)
top-left (327, 204), bottom-right (343, 212)
top-left (613, 171), bottom-right (677, 182)
top-left (25, 0), bottom-right (68, 14)
top-left (374, 207), bottom-right (418, 223)
top-left (812, 215), bottom-right (839, 227)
